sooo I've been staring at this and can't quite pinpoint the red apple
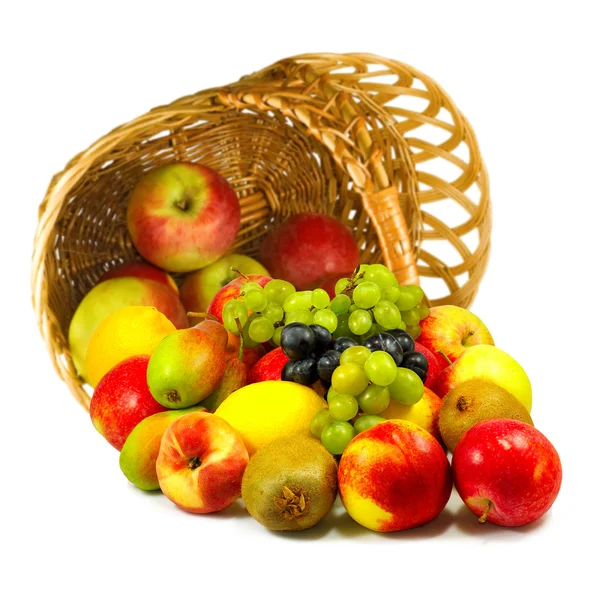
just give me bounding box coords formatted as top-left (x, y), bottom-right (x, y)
top-left (90, 355), bottom-right (167, 451)
top-left (413, 341), bottom-right (445, 390)
top-left (98, 263), bottom-right (179, 295)
top-left (247, 347), bottom-right (290, 384)
top-left (126, 162), bottom-right (240, 272)
top-left (312, 272), bottom-right (353, 299)
top-left (259, 213), bottom-right (360, 290)
top-left (207, 274), bottom-right (272, 323)
top-left (156, 411), bottom-right (249, 514)
top-left (417, 305), bottom-right (494, 364)
top-left (338, 420), bottom-right (452, 532)
top-left (452, 419), bottom-right (562, 527)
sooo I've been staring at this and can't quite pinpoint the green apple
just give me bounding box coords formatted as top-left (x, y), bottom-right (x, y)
top-left (180, 253), bottom-right (270, 317)
top-left (119, 406), bottom-right (206, 491)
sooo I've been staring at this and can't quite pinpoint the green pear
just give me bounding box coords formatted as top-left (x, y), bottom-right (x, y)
top-left (200, 356), bottom-right (247, 412)
top-left (119, 406), bottom-right (206, 491)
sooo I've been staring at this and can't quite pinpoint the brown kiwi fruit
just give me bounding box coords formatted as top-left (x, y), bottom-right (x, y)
top-left (439, 379), bottom-right (534, 452)
top-left (241, 435), bottom-right (338, 531)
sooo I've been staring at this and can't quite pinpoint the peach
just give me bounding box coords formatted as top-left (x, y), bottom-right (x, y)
top-left (338, 420), bottom-right (452, 532)
top-left (156, 411), bottom-right (249, 513)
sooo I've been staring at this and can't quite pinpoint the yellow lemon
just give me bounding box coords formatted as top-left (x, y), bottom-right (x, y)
top-left (215, 381), bottom-right (326, 456)
top-left (85, 306), bottom-right (176, 387)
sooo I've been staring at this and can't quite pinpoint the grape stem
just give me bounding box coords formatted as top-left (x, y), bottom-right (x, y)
top-left (235, 321), bottom-right (245, 362)
top-left (187, 312), bottom-right (220, 323)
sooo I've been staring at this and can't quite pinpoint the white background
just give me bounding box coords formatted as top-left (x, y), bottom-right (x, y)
top-left (3, 1), bottom-right (588, 598)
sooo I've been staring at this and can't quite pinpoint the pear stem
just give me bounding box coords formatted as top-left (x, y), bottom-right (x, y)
top-left (479, 500), bottom-right (493, 524)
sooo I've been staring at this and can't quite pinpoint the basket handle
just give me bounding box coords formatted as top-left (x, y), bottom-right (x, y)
top-left (221, 65), bottom-right (420, 285)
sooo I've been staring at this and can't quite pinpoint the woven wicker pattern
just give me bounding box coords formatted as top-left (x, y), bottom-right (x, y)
top-left (32, 53), bottom-right (491, 409)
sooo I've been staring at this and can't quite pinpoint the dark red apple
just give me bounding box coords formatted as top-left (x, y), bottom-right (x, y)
top-left (90, 355), bottom-right (167, 451)
top-left (452, 419), bottom-right (562, 527)
top-left (259, 213), bottom-right (359, 290)
top-left (247, 347), bottom-right (290, 384)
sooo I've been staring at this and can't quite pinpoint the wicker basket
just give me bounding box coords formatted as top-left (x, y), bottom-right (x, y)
top-left (32, 52), bottom-right (491, 410)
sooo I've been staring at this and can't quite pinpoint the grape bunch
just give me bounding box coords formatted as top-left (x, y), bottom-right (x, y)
top-left (220, 263), bottom-right (429, 348)
top-left (279, 322), bottom-right (429, 455)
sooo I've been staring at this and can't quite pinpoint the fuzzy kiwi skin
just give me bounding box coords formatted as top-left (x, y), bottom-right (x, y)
top-left (241, 435), bottom-right (338, 531)
top-left (439, 379), bottom-right (534, 452)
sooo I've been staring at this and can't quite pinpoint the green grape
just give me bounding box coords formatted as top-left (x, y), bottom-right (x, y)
top-left (285, 308), bottom-right (313, 326)
top-left (405, 284), bottom-right (425, 305)
top-left (364, 351), bottom-right (397, 387)
top-left (406, 324), bottom-right (422, 340)
top-left (373, 300), bottom-right (402, 329)
top-left (262, 302), bottom-right (284, 324)
top-left (222, 299), bottom-right (248, 334)
top-left (340, 345), bottom-right (371, 366)
top-left (381, 286), bottom-right (401, 303)
top-left (388, 367), bottom-right (424, 405)
top-left (272, 325), bottom-right (284, 347)
top-left (248, 316), bottom-right (274, 343)
top-left (312, 288), bottom-right (330, 309)
top-left (330, 294), bottom-right (352, 315)
top-left (401, 307), bottom-right (420, 326)
top-left (353, 414), bottom-right (386, 435)
top-left (321, 421), bottom-right (356, 455)
top-left (333, 313), bottom-right (354, 339)
top-left (241, 281), bottom-right (263, 294)
top-left (363, 264), bottom-right (398, 289)
top-left (396, 285), bottom-right (423, 311)
top-left (357, 384), bottom-right (390, 415)
top-left (241, 319), bottom-right (258, 348)
top-left (418, 302), bottom-right (430, 320)
top-left (331, 363), bottom-right (369, 396)
top-left (264, 279), bottom-right (296, 305)
top-left (348, 309), bottom-right (373, 336)
top-left (310, 409), bottom-right (334, 438)
top-left (397, 320), bottom-right (407, 331)
top-left (313, 309), bottom-right (338, 333)
top-left (348, 303), bottom-right (360, 313)
top-left (283, 291), bottom-right (313, 312)
top-left (327, 385), bottom-right (339, 401)
top-left (244, 289), bottom-right (268, 312)
top-left (328, 394), bottom-right (359, 421)
top-left (334, 278), bottom-right (352, 295)
top-left (352, 281), bottom-right (381, 309)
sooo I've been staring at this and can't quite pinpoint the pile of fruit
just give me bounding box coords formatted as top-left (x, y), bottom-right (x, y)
top-left (70, 161), bottom-right (562, 533)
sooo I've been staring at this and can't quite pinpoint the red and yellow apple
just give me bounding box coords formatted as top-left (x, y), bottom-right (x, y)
top-left (156, 411), bottom-right (249, 514)
top-left (180, 253), bottom-right (270, 317)
top-left (98, 262), bottom-right (179, 295)
top-left (119, 405), bottom-right (207, 490)
top-left (338, 420), bottom-right (452, 532)
top-left (378, 387), bottom-right (444, 444)
top-left (147, 328), bottom-right (226, 408)
top-left (68, 277), bottom-right (188, 382)
top-left (417, 305), bottom-right (494, 364)
top-left (247, 347), bottom-right (290, 384)
top-left (90, 355), bottom-right (167, 451)
top-left (434, 344), bottom-right (533, 413)
top-left (207, 274), bottom-right (272, 323)
top-left (452, 419), bottom-right (562, 526)
top-left (259, 213), bottom-right (359, 290)
top-left (126, 162), bottom-right (241, 272)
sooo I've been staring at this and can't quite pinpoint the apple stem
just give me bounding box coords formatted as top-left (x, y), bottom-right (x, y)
top-left (437, 349), bottom-right (453, 365)
top-left (187, 312), bottom-right (220, 323)
top-left (479, 500), bottom-right (493, 524)
top-left (231, 266), bottom-right (248, 280)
